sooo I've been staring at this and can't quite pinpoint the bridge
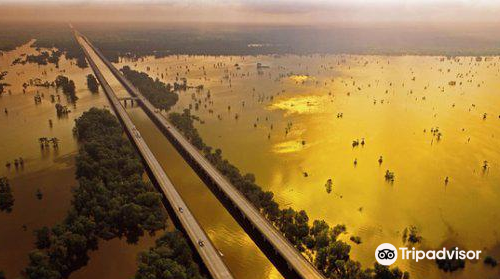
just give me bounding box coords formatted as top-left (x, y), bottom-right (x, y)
top-left (77, 32), bottom-right (325, 279)
top-left (117, 96), bottom-right (139, 107)
top-left (75, 32), bottom-right (234, 279)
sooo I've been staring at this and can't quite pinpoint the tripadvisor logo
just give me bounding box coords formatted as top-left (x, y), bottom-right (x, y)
top-left (375, 243), bottom-right (398, 265)
top-left (375, 243), bottom-right (482, 266)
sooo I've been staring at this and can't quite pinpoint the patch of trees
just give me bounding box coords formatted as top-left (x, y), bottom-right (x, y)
top-left (350, 236), bottom-right (362, 244)
top-left (135, 231), bottom-right (205, 279)
top-left (55, 104), bottom-right (70, 117)
top-left (402, 226), bottom-right (422, 245)
top-left (24, 108), bottom-right (166, 279)
top-left (484, 255), bottom-right (498, 267)
top-left (0, 71), bottom-right (8, 95)
top-left (0, 177), bottom-right (14, 213)
top-left (86, 74), bottom-right (99, 94)
top-left (121, 66), bottom-right (178, 111)
top-left (169, 109), bottom-right (408, 279)
top-left (435, 248), bottom-right (465, 272)
top-left (11, 57), bottom-right (23, 66)
top-left (24, 50), bottom-right (63, 67)
top-left (54, 75), bottom-right (77, 103)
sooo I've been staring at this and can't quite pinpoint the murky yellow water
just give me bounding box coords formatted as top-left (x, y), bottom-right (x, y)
top-left (115, 54), bottom-right (500, 278)
top-left (3, 38), bottom-right (500, 279)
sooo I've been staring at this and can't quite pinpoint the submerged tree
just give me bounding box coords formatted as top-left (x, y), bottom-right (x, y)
top-left (402, 226), bottom-right (422, 245)
top-left (325, 179), bottom-right (333, 194)
top-left (0, 177), bottom-right (14, 213)
top-left (86, 74), bottom-right (99, 94)
top-left (55, 75), bottom-right (77, 103)
top-left (435, 247), bottom-right (465, 272)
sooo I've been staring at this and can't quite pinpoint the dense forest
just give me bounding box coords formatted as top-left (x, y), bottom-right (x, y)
top-left (32, 26), bottom-right (87, 68)
top-left (135, 231), bottom-right (206, 279)
top-left (74, 22), bottom-right (500, 61)
top-left (169, 109), bottom-right (408, 279)
top-left (3, 22), bottom-right (500, 66)
top-left (121, 66), bottom-right (178, 110)
top-left (0, 23), bottom-right (87, 68)
top-left (24, 108), bottom-right (167, 278)
top-left (4, 23), bottom-right (500, 68)
top-left (0, 26), bottom-right (31, 52)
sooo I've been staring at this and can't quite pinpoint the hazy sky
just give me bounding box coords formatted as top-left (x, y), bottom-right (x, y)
top-left (1, 0), bottom-right (500, 24)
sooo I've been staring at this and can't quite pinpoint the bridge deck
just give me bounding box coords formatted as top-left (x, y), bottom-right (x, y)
top-left (76, 33), bottom-right (234, 279)
top-left (79, 33), bottom-right (325, 279)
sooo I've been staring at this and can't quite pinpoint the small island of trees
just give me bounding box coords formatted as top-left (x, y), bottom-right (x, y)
top-left (55, 75), bottom-right (77, 103)
top-left (121, 66), bottom-right (178, 111)
top-left (0, 177), bottom-right (14, 213)
top-left (484, 255), bottom-right (498, 267)
top-left (0, 71), bottom-right (8, 95)
top-left (435, 247), bottom-right (465, 272)
top-left (86, 74), bottom-right (99, 94)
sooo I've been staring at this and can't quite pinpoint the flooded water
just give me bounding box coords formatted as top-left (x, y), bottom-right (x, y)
top-left (114, 54), bottom-right (500, 278)
top-left (3, 37), bottom-right (500, 279)
top-left (0, 42), bottom-right (163, 279)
